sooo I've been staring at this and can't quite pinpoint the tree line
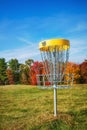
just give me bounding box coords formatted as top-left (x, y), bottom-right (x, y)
top-left (0, 58), bottom-right (87, 85)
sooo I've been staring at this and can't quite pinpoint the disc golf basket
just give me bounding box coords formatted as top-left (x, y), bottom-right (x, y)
top-left (37, 39), bottom-right (74, 116)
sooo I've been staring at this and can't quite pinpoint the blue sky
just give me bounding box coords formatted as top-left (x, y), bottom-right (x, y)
top-left (0, 0), bottom-right (87, 63)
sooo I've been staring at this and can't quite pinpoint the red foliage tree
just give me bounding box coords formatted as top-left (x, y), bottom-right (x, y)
top-left (30, 61), bottom-right (44, 85)
top-left (80, 60), bottom-right (87, 83)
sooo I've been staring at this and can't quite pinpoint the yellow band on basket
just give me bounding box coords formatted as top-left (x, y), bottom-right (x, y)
top-left (39, 39), bottom-right (70, 51)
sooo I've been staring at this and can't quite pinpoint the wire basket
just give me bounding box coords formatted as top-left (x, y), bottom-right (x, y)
top-left (37, 73), bottom-right (74, 89)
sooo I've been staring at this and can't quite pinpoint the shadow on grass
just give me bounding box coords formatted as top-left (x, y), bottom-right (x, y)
top-left (31, 119), bottom-right (70, 130)
top-left (31, 109), bottom-right (87, 130)
top-left (30, 112), bottom-right (72, 130)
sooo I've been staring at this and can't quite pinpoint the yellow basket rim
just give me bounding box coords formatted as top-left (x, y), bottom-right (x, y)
top-left (39, 38), bottom-right (70, 51)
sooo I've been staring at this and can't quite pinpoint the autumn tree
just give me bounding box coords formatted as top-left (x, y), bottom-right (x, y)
top-left (19, 59), bottom-right (34, 84)
top-left (19, 64), bottom-right (29, 84)
top-left (65, 62), bottom-right (81, 84)
top-left (80, 60), bottom-right (87, 83)
top-left (31, 61), bottom-right (44, 85)
top-left (25, 59), bottom-right (34, 84)
top-left (6, 69), bottom-right (14, 84)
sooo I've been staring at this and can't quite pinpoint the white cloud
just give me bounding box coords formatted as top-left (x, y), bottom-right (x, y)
top-left (69, 38), bottom-right (87, 63)
top-left (17, 37), bottom-right (34, 46)
top-left (0, 44), bottom-right (40, 63)
top-left (1, 37), bottom-right (86, 64)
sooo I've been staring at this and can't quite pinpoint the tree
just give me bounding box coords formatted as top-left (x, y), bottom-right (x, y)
top-left (8, 59), bottom-right (20, 84)
top-left (0, 58), bottom-right (7, 85)
top-left (65, 62), bottom-right (81, 84)
top-left (19, 59), bottom-right (34, 85)
top-left (8, 59), bottom-right (20, 72)
top-left (25, 59), bottom-right (34, 84)
top-left (19, 64), bottom-right (29, 84)
top-left (30, 61), bottom-right (44, 85)
top-left (80, 60), bottom-right (87, 83)
top-left (6, 69), bottom-right (14, 84)
top-left (25, 59), bottom-right (34, 67)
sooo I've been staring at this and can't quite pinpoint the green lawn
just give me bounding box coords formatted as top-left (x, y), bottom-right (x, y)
top-left (0, 84), bottom-right (87, 130)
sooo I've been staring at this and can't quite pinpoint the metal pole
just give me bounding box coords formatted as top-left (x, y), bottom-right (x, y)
top-left (54, 85), bottom-right (57, 116)
top-left (53, 48), bottom-right (57, 117)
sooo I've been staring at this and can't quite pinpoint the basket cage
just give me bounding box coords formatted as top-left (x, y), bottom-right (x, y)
top-left (38, 40), bottom-right (73, 89)
top-left (36, 73), bottom-right (74, 89)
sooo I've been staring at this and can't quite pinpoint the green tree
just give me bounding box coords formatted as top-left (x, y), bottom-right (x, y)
top-left (8, 59), bottom-right (20, 84)
top-left (25, 59), bottom-right (34, 68)
top-left (8, 59), bottom-right (20, 72)
top-left (0, 58), bottom-right (7, 85)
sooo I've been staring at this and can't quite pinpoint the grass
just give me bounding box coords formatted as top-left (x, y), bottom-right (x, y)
top-left (0, 84), bottom-right (87, 130)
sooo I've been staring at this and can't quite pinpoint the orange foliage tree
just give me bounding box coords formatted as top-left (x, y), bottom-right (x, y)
top-left (65, 62), bottom-right (81, 83)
